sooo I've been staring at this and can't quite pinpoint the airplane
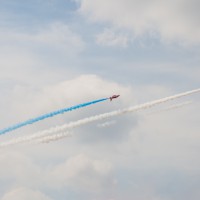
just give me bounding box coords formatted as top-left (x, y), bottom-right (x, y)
top-left (109, 95), bottom-right (120, 101)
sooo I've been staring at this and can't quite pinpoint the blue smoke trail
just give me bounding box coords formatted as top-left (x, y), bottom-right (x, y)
top-left (0, 98), bottom-right (108, 135)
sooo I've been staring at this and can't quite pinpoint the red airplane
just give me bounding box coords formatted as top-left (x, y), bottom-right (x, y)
top-left (109, 95), bottom-right (120, 101)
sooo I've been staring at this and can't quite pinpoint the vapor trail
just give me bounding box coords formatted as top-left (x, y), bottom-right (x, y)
top-left (1, 88), bottom-right (199, 146)
top-left (0, 98), bottom-right (108, 135)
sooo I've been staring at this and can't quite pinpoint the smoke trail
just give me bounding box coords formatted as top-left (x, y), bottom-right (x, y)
top-left (148, 101), bottom-right (192, 115)
top-left (0, 98), bottom-right (108, 135)
top-left (1, 88), bottom-right (200, 146)
top-left (97, 120), bottom-right (116, 128)
top-left (40, 131), bottom-right (72, 143)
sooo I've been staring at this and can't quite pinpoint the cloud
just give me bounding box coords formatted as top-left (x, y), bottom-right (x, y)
top-left (0, 1), bottom-right (199, 199)
top-left (2, 187), bottom-right (52, 200)
top-left (96, 28), bottom-right (129, 47)
top-left (10, 74), bottom-right (133, 115)
top-left (0, 22), bottom-right (84, 53)
top-left (0, 74), bottom-right (199, 200)
top-left (77, 0), bottom-right (200, 45)
top-left (0, 151), bottom-right (115, 198)
top-left (0, 151), bottom-right (42, 187)
top-left (0, 22), bottom-right (85, 87)
top-left (48, 154), bottom-right (113, 191)
top-left (0, 74), bottom-right (134, 140)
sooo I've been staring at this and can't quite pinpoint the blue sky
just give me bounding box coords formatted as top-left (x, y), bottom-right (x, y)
top-left (0, 0), bottom-right (200, 200)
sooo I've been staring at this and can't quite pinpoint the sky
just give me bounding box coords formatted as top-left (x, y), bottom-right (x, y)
top-left (0, 0), bottom-right (200, 199)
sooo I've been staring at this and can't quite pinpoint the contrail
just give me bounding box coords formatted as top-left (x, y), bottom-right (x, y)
top-left (0, 98), bottom-right (108, 135)
top-left (0, 88), bottom-right (199, 146)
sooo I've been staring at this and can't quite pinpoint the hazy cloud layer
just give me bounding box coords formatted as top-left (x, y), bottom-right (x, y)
top-left (77, 0), bottom-right (200, 45)
top-left (0, 1), bottom-right (199, 199)
top-left (0, 75), bottom-right (199, 200)
top-left (2, 187), bottom-right (52, 200)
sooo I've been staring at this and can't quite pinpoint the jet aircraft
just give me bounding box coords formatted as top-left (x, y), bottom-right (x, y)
top-left (109, 95), bottom-right (120, 101)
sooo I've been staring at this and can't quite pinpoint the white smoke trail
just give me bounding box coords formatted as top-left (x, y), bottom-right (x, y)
top-left (1, 88), bottom-right (200, 146)
top-left (40, 131), bottom-right (72, 143)
top-left (148, 101), bottom-right (192, 115)
top-left (97, 120), bottom-right (116, 128)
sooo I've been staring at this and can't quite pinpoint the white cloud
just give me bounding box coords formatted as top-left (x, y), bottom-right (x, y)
top-left (0, 1), bottom-right (199, 199)
top-left (0, 151), bottom-right (42, 187)
top-left (0, 74), bottom-right (134, 141)
top-left (48, 154), bottom-right (113, 190)
top-left (33, 22), bottom-right (85, 52)
top-left (0, 22), bottom-right (84, 52)
top-left (0, 74), bottom-right (199, 200)
top-left (0, 22), bottom-right (85, 87)
top-left (96, 29), bottom-right (129, 47)
top-left (10, 74), bottom-right (133, 116)
top-left (2, 187), bottom-right (52, 200)
top-left (77, 0), bottom-right (200, 45)
top-left (41, 74), bottom-right (133, 104)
